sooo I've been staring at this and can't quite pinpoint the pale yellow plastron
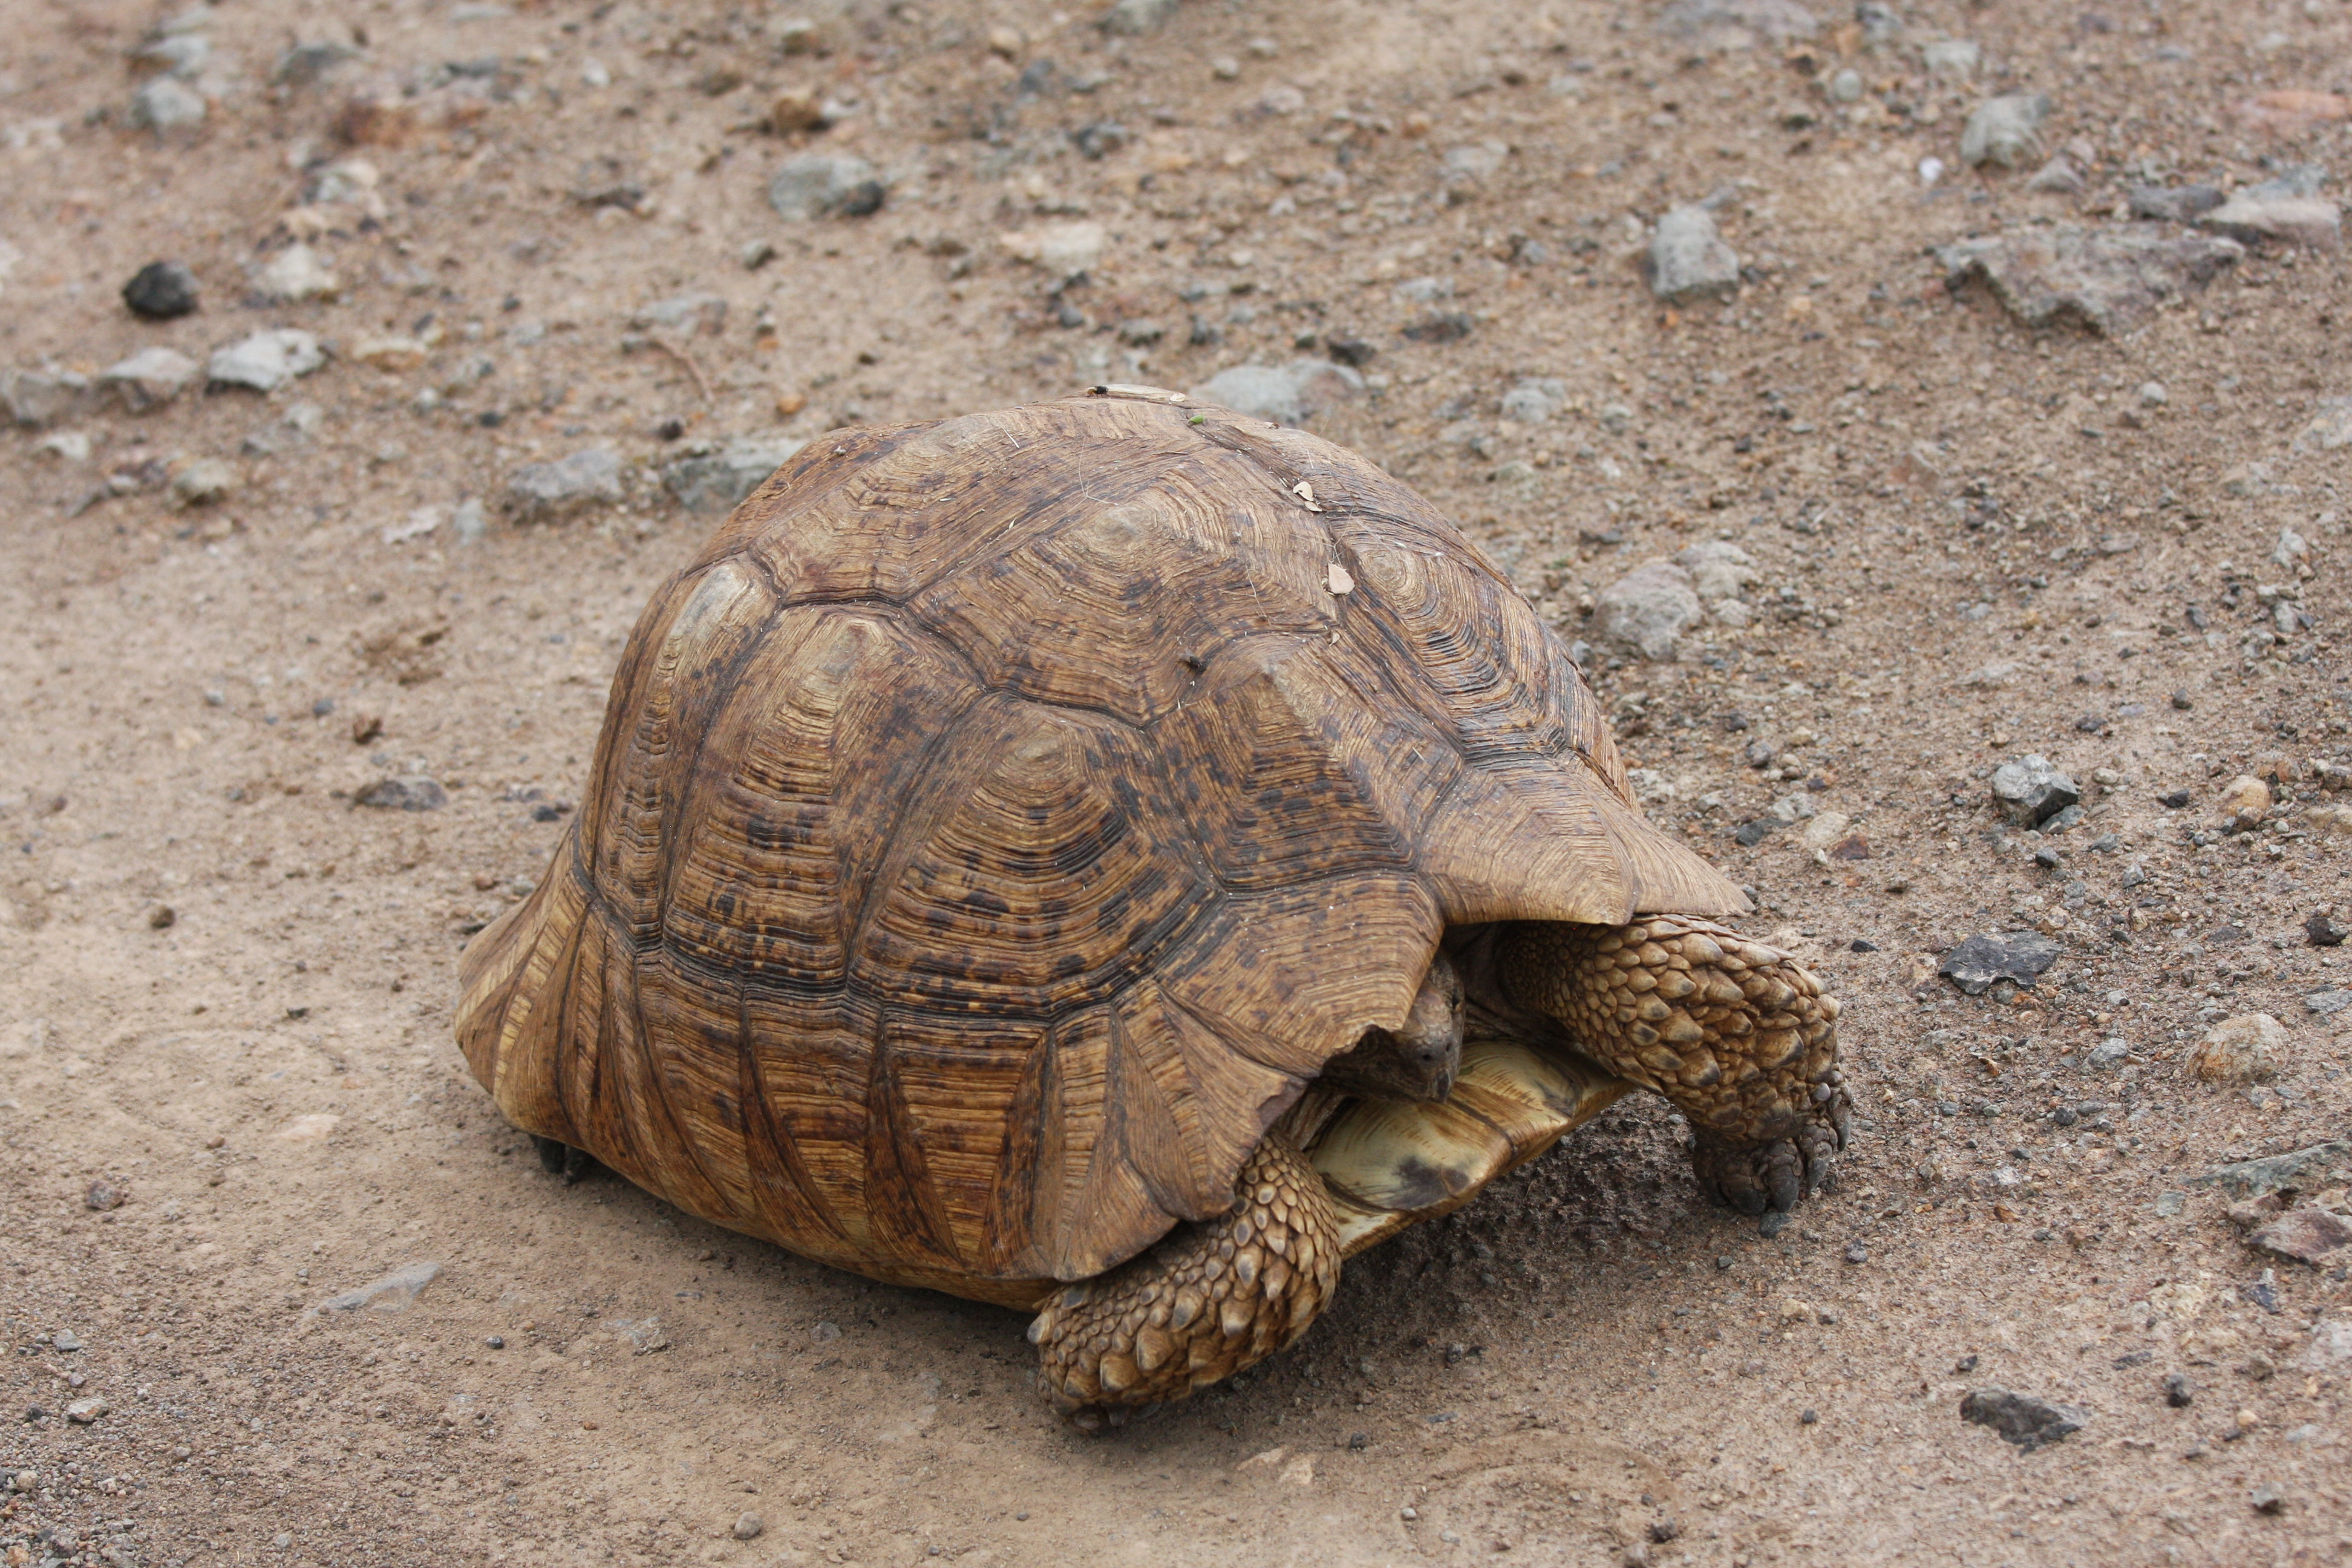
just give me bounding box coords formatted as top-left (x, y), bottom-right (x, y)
top-left (1307, 1037), bottom-right (1635, 1257)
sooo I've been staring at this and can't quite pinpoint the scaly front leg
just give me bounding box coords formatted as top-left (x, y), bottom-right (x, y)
top-left (1495, 916), bottom-right (1851, 1214)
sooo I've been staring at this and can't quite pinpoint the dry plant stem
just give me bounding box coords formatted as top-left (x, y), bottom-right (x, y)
top-left (1496, 915), bottom-right (1850, 1215)
top-left (1028, 1132), bottom-right (1339, 1430)
top-left (648, 335), bottom-right (714, 405)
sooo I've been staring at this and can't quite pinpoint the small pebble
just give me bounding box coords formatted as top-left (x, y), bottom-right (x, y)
top-left (1800, 1408), bottom-right (1818, 1424)
top-left (485, 1335), bottom-right (506, 1349)
top-left (1843, 1243), bottom-right (1868, 1264)
top-left (84, 1180), bottom-right (123, 1211)
top-left (51, 1331), bottom-right (80, 1353)
top-left (732, 1512), bottom-right (765, 1541)
top-left (2249, 1482), bottom-right (2285, 1515)
top-left (148, 903), bottom-right (177, 930)
top-left (2165, 1373), bottom-right (2195, 1408)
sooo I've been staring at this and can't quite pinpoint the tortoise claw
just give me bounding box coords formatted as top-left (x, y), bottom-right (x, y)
top-left (1690, 1086), bottom-right (1852, 1215)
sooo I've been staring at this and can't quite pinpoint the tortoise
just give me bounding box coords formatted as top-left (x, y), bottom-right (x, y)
top-left (455, 387), bottom-right (1850, 1425)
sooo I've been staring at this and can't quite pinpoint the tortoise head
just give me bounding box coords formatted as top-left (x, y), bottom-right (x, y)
top-left (1316, 951), bottom-right (1463, 1103)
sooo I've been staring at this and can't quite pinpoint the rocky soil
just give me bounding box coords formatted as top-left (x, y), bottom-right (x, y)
top-left (4, 0), bottom-right (2352, 1563)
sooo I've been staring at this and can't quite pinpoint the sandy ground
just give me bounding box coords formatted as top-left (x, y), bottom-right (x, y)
top-left (5, 0), bottom-right (2352, 1562)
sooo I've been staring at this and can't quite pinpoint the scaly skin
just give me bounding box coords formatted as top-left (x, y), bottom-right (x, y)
top-left (1495, 916), bottom-right (1851, 1214)
top-left (1029, 1132), bottom-right (1339, 1431)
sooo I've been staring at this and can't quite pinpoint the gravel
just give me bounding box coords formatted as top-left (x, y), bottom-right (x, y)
top-left (122, 260), bottom-right (200, 319)
top-left (1644, 206), bottom-right (1741, 303)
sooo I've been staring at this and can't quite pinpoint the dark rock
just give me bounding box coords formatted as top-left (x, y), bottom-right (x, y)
top-left (84, 1181), bottom-right (123, 1211)
top-left (1938, 932), bottom-right (2062, 995)
top-left (2164, 1372), bottom-right (2194, 1407)
top-left (1959, 1387), bottom-right (2086, 1451)
top-left (660, 436), bottom-right (806, 513)
top-left (1402, 311), bottom-right (1474, 343)
top-left (2241, 1275), bottom-right (2282, 1313)
top-left (354, 776), bottom-right (448, 812)
top-left (2250, 1482), bottom-right (2286, 1515)
top-left (1734, 818), bottom-right (1782, 847)
top-left (2160, 789), bottom-right (2192, 808)
top-left (1990, 754), bottom-right (2080, 826)
top-left (2306, 913), bottom-right (2346, 947)
top-left (1842, 1242), bottom-right (1867, 1264)
top-left (1325, 337), bottom-right (1376, 367)
top-left (122, 261), bottom-right (200, 320)
top-left (1849, 939), bottom-right (1879, 952)
top-left (2128, 185), bottom-right (2226, 223)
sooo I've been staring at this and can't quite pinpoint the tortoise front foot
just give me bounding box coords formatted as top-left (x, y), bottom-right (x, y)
top-left (1497, 914), bottom-right (1850, 1215)
top-left (1688, 1091), bottom-right (1849, 1215)
top-left (1028, 1132), bottom-right (1339, 1431)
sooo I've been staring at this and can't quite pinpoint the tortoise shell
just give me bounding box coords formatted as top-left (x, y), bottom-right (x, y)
top-left (456, 390), bottom-right (1743, 1308)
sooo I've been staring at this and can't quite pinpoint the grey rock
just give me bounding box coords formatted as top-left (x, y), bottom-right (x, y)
top-left (1935, 227), bottom-right (2241, 336)
top-left (314, 1261), bottom-right (442, 1314)
top-left (1674, 540), bottom-right (1758, 604)
top-left (1645, 206), bottom-right (1742, 302)
top-left (1594, 561), bottom-right (1702, 662)
top-left (506, 448), bottom-right (624, 521)
top-left (170, 458), bottom-right (237, 508)
top-left (1394, 275), bottom-right (1455, 304)
top-left (1959, 94), bottom-right (2049, 169)
top-left (1991, 754), bottom-right (2079, 826)
top-left (2307, 988), bottom-right (2352, 1017)
top-left (2187, 1142), bottom-right (2350, 1199)
top-left (1656, 0), bottom-right (1817, 47)
top-left (272, 40), bottom-right (359, 88)
top-left (135, 32), bottom-right (211, 77)
top-left (62, 1397), bottom-right (108, 1425)
top-left (130, 76), bottom-right (207, 131)
top-left (1827, 68), bottom-right (1864, 103)
top-left (50, 1331), bottom-right (80, 1353)
top-left (354, 776), bottom-right (448, 811)
top-left (100, 347), bottom-right (201, 412)
top-left (1960, 1387), bottom-right (2085, 1451)
top-left (661, 436), bottom-right (807, 513)
top-left (633, 292), bottom-right (727, 335)
top-left (2201, 185), bottom-right (2342, 251)
top-left (1855, 1), bottom-right (1902, 45)
top-left (2084, 1037), bottom-right (2131, 1071)
top-left (208, 329), bottom-right (327, 392)
top-left (1919, 39), bottom-right (1979, 77)
top-left (1938, 932), bottom-right (2062, 995)
top-left (1191, 359), bottom-right (1364, 425)
top-left (1099, 0), bottom-right (1178, 34)
top-left (122, 260), bottom-right (200, 319)
top-left (1499, 377), bottom-right (1567, 423)
top-left (2024, 155), bottom-right (2085, 195)
top-left (732, 1514), bottom-right (765, 1542)
top-left (767, 154), bottom-right (881, 221)
top-left (2164, 1372), bottom-right (2194, 1407)
top-left (2128, 185), bottom-right (2226, 223)
top-left (1, 368), bottom-right (85, 428)
top-left (452, 498), bottom-right (486, 543)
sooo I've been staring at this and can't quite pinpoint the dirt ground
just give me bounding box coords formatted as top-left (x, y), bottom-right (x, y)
top-left (5, 0), bottom-right (2352, 1561)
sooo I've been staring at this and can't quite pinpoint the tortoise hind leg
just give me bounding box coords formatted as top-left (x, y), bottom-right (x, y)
top-left (1496, 916), bottom-right (1851, 1215)
top-left (1028, 1132), bottom-right (1340, 1431)
top-left (529, 1134), bottom-right (595, 1184)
